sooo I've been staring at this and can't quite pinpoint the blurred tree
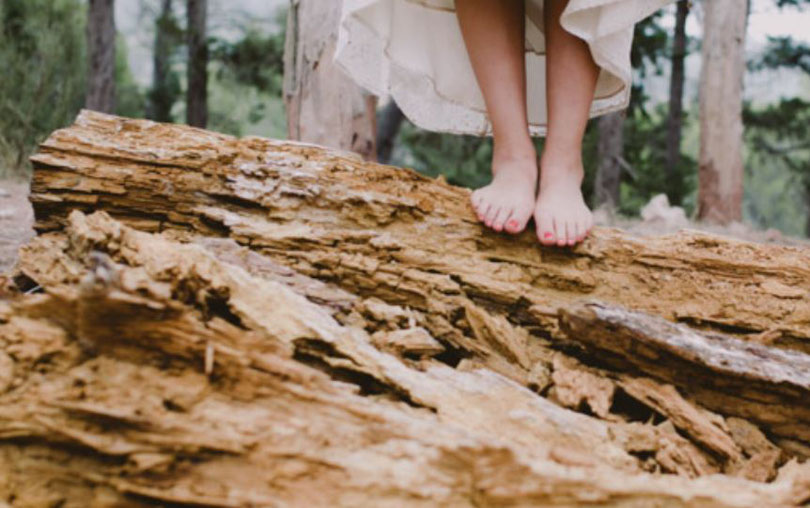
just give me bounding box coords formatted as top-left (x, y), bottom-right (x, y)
top-left (0, 0), bottom-right (86, 175)
top-left (187, 0), bottom-right (208, 127)
top-left (86, 0), bottom-right (116, 113)
top-left (698, 0), bottom-right (748, 224)
top-left (665, 0), bottom-right (690, 206)
top-left (377, 101), bottom-right (405, 165)
top-left (148, 0), bottom-right (182, 122)
top-left (594, 111), bottom-right (625, 209)
top-left (283, 0), bottom-right (377, 160)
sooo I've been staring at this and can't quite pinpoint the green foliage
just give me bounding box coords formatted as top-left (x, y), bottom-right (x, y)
top-left (619, 103), bottom-right (697, 216)
top-left (745, 17), bottom-right (810, 234)
top-left (393, 123), bottom-right (495, 189)
top-left (210, 29), bottom-right (285, 96)
top-left (743, 98), bottom-right (810, 235)
top-left (615, 13), bottom-right (698, 216)
top-left (754, 36), bottom-right (810, 74)
top-left (115, 36), bottom-right (147, 119)
top-left (0, 0), bottom-right (86, 177)
top-left (206, 7), bottom-right (288, 138)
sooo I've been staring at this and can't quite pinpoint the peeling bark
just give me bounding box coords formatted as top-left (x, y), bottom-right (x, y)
top-left (6, 110), bottom-right (810, 505)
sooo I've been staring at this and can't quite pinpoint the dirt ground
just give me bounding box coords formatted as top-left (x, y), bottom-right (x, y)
top-left (0, 178), bottom-right (806, 274)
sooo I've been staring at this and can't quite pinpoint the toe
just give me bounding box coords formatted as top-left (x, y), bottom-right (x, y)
top-left (505, 205), bottom-right (532, 234)
top-left (492, 207), bottom-right (512, 232)
top-left (579, 216), bottom-right (590, 242)
top-left (484, 204), bottom-right (500, 228)
top-left (554, 218), bottom-right (567, 247)
top-left (504, 213), bottom-right (525, 234)
top-left (573, 221), bottom-right (584, 244)
top-left (567, 221), bottom-right (577, 246)
top-left (583, 213), bottom-right (594, 238)
top-left (536, 210), bottom-right (556, 246)
top-left (477, 199), bottom-right (492, 223)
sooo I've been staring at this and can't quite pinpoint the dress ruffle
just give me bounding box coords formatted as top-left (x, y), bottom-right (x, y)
top-left (335, 0), bottom-right (672, 137)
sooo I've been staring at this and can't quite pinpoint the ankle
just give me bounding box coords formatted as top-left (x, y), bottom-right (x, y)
top-left (493, 138), bottom-right (536, 164)
top-left (539, 154), bottom-right (584, 185)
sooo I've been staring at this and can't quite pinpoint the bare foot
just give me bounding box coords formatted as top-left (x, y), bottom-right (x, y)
top-left (470, 149), bottom-right (537, 234)
top-left (534, 159), bottom-right (593, 247)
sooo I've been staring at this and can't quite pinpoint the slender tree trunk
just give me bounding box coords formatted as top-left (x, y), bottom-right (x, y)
top-left (283, 0), bottom-right (377, 160)
top-left (665, 0), bottom-right (690, 206)
top-left (85, 0), bottom-right (116, 113)
top-left (594, 110), bottom-right (626, 209)
top-left (377, 101), bottom-right (405, 164)
top-left (149, 0), bottom-right (175, 122)
top-left (186, 0), bottom-right (208, 128)
top-left (805, 182), bottom-right (810, 239)
top-left (698, 0), bottom-right (747, 224)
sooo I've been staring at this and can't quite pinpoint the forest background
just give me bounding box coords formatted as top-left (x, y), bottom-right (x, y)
top-left (1, 0), bottom-right (809, 236)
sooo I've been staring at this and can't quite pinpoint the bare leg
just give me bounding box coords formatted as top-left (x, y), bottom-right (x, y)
top-left (456, 0), bottom-right (537, 234)
top-left (534, 0), bottom-right (597, 246)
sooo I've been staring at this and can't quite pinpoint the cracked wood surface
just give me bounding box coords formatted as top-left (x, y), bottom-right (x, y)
top-left (1, 210), bottom-right (808, 506)
top-left (2, 110), bottom-right (808, 505)
top-left (30, 111), bottom-right (810, 357)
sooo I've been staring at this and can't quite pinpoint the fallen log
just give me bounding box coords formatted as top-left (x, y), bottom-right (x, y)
top-left (1, 110), bottom-right (808, 505)
top-left (1, 210), bottom-right (808, 506)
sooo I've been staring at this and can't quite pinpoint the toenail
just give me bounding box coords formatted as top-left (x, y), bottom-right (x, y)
top-left (544, 232), bottom-right (553, 239)
top-left (508, 220), bottom-right (519, 228)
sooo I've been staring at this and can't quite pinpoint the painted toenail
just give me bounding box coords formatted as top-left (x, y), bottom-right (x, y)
top-left (509, 220), bottom-right (519, 228)
top-left (544, 232), bottom-right (553, 239)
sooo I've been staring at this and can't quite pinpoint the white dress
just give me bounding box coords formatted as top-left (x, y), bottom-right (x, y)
top-left (335, 0), bottom-right (672, 137)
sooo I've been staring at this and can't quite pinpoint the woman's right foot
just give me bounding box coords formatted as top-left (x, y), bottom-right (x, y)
top-left (470, 149), bottom-right (538, 234)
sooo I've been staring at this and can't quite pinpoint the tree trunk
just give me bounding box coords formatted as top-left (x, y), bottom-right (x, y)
top-left (594, 110), bottom-right (626, 209)
top-left (698, 0), bottom-right (747, 224)
top-left (14, 110), bottom-right (810, 505)
top-left (805, 182), bottom-right (810, 239)
top-left (148, 0), bottom-right (176, 122)
top-left (85, 0), bottom-right (116, 113)
top-left (377, 100), bottom-right (406, 164)
top-left (665, 0), bottom-right (690, 206)
top-left (283, 0), bottom-right (377, 160)
top-left (186, 0), bottom-right (208, 128)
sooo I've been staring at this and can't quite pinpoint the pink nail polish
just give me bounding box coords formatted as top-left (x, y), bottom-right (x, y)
top-left (544, 232), bottom-right (553, 239)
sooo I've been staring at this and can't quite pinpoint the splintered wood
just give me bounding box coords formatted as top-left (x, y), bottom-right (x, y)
top-left (0, 110), bottom-right (808, 506)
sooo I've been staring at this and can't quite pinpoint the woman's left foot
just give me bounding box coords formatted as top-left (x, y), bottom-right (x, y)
top-left (533, 159), bottom-right (593, 247)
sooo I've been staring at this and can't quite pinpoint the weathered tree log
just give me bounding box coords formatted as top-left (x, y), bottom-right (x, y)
top-left (28, 111), bottom-right (810, 354)
top-left (2, 210), bottom-right (809, 506)
top-left (4, 110), bottom-right (809, 505)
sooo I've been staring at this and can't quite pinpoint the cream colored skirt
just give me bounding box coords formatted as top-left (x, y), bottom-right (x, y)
top-left (335, 0), bottom-right (672, 137)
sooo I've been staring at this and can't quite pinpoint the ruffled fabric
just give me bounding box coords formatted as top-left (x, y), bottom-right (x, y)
top-left (335, 0), bottom-right (672, 137)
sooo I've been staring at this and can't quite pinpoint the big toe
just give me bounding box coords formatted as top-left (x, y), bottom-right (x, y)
top-left (504, 206), bottom-right (532, 235)
top-left (491, 206), bottom-right (511, 232)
